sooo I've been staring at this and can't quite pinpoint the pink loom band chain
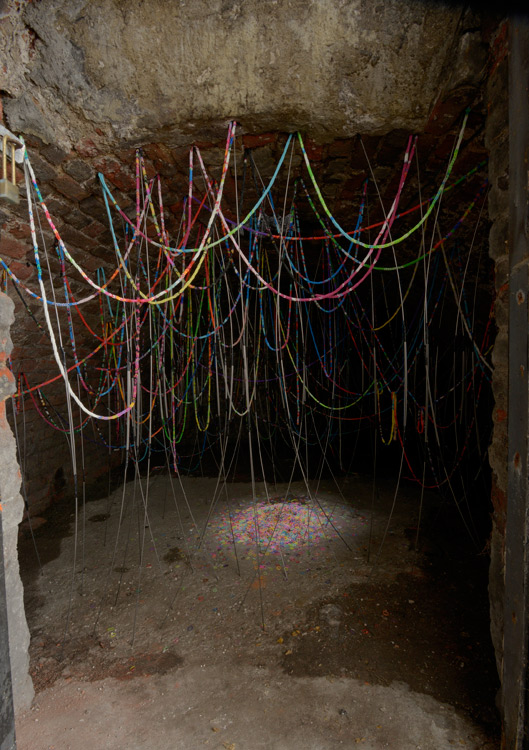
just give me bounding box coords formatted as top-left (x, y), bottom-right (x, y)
top-left (206, 136), bottom-right (416, 303)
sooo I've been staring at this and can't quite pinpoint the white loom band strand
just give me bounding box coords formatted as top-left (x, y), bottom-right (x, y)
top-left (25, 162), bottom-right (137, 421)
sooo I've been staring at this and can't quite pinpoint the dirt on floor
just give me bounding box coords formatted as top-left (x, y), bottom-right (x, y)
top-left (15, 472), bottom-right (500, 749)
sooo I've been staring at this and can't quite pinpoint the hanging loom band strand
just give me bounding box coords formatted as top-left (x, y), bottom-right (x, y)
top-left (24, 163), bottom-right (138, 420)
top-left (297, 108), bottom-right (468, 253)
top-left (97, 130), bottom-right (295, 258)
top-left (216, 133), bottom-right (414, 303)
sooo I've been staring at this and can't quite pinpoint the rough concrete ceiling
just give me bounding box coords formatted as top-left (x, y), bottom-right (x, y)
top-left (0, 0), bottom-right (493, 314)
top-left (1, 0), bottom-right (487, 150)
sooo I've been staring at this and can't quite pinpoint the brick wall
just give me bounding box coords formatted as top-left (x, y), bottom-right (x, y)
top-left (0, 135), bottom-right (132, 521)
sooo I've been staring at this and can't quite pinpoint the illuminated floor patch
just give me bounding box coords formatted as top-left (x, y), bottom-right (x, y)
top-left (207, 497), bottom-right (361, 556)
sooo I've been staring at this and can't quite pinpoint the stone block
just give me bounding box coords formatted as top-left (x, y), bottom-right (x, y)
top-left (494, 256), bottom-right (509, 292)
top-left (484, 100), bottom-right (508, 151)
top-left (494, 296), bottom-right (508, 329)
top-left (0, 291), bottom-right (34, 710)
top-left (488, 216), bottom-right (508, 261)
top-left (488, 185), bottom-right (508, 222)
top-left (488, 519), bottom-right (504, 678)
top-left (491, 329), bottom-right (508, 368)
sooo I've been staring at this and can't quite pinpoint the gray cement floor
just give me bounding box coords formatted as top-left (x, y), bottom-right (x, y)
top-left (16, 474), bottom-right (499, 749)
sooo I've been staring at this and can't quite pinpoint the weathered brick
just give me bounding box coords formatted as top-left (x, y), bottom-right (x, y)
top-left (75, 137), bottom-right (100, 158)
top-left (23, 135), bottom-right (46, 151)
top-left (157, 162), bottom-right (179, 179)
top-left (43, 196), bottom-right (71, 219)
top-left (0, 197), bottom-right (27, 221)
top-left (90, 244), bottom-right (113, 262)
top-left (63, 158), bottom-right (95, 183)
top-left (141, 160), bottom-right (157, 180)
top-left (242, 133), bottom-right (277, 149)
top-left (41, 143), bottom-right (69, 165)
top-left (79, 195), bottom-right (108, 222)
top-left (339, 173), bottom-right (366, 201)
top-left (5, 220), bottom-right (31, 239)
top-left (0, 235), bottom-right (30, 260)
top-left (304, 139), bottom-right (325, 162)
top-left (58, 224), bottom-right (98, 250)
top-left (142, 143), bottom-right (174, 163)
top-left (114, 147), bottom-right (136, 163)
top-left (93, 156), bottom-right (135, 192)
top-left (64, 208), bottom-right (91, 230)
top-left (8, 259), bottom-right (34, 281)
top-left (113, 190), bottom-right (134, 209)
top-left (51, 174), bottom-right (91, 202)
top-left (83, 220), bottom-right (106, 238)
top-left (81, 253), bottom-right (105, 273)
top-left (169, 201), bottom-right (185, 216)
top-left (26, 152), bottom-right (58, 183)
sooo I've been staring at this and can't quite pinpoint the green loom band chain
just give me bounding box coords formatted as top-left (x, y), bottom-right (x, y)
top-left (297, 108), bottom-right (469, 253)
top-left (373, 181), bottom-right (487, 271)
top-left (296, 170), bottom-right (486, 274)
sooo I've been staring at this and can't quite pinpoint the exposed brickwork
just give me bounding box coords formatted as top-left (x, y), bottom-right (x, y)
top-left (0, 116), bottom-right (133, 524)
top-left (92, 157), bottom-right (136, 192)
top-left (51, 174), bottom-right (91, 203)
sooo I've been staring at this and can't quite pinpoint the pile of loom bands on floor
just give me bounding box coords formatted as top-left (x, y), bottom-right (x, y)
top-left (4, 113), bottom-right (493, 554)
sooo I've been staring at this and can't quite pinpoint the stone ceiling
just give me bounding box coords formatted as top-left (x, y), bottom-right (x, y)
top-left (2, 0), bottom-right (489, 149)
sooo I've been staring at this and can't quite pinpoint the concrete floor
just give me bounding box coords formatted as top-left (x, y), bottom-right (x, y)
top-left (15, 474), bottom-right (498, 749)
